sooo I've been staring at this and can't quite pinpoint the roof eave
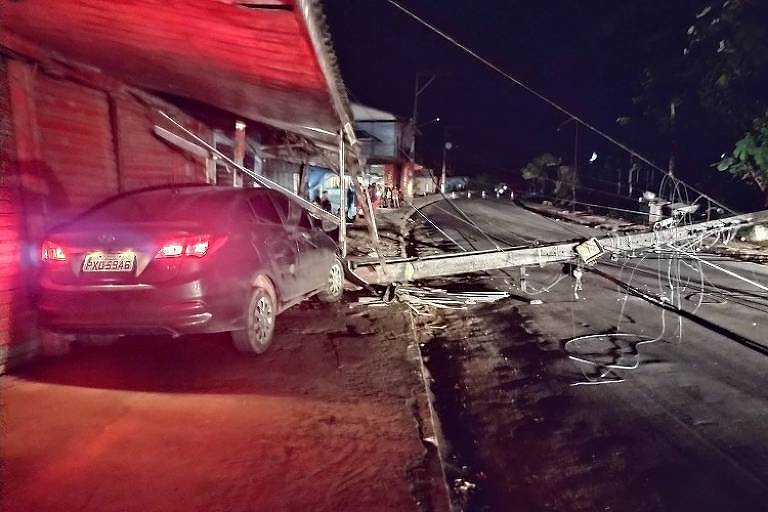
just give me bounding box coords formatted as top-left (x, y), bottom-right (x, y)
top-left (296, 0), bottom-right (356, 145)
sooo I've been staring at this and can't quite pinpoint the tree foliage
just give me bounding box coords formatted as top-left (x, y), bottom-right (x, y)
top-left (619, 0), bottom-right (768, 202)
top-left (718, 111), bottom-right (768, 200)
top-left (519, 153), bottom-right (562, 197)
top-left (633, 0), bottom-right (768, 130)
top-left (685, 0), bottom-right (768, 129)
top-left (520, 153), bottom-right (560, 181)
top-left (695, 1), bottom-right (768, 202)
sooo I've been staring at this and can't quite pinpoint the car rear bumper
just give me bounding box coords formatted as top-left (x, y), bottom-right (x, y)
top-left (38, 279), bottom-right (245, 336)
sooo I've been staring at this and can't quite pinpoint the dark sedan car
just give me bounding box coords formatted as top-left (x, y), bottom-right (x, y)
top-left (38, 184), bottom-right (344, 354)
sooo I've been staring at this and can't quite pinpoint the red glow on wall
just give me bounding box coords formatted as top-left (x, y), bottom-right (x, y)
top-left (1, 0), bottom-right (338, 130)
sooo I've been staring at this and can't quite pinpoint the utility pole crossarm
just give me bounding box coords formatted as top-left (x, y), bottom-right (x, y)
top-left (350, 209), bottom-right (768, 285)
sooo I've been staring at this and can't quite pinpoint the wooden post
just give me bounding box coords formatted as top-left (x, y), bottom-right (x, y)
top-left (338, 130), bottom-right (347, 257)
top-left (233, 120), bottom-right (246, 188)
top-left (401, 162), bottom-right (414, 202)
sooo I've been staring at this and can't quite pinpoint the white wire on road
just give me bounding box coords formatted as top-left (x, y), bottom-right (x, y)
top-left (565, 333), bottom-right (659, 370)
top-left (525, 273), bottom-right (569, 295)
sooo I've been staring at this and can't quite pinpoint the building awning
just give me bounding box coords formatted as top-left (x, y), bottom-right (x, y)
top-left (0, 0), bottom-right (354, 145)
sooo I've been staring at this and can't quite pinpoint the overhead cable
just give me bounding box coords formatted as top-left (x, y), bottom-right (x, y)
top-left (666, 245), bottom-right (768, 293)
top-left (405, 200), bottom-right (469, 252)
top-left (384, 0), bottom-right (736, 215)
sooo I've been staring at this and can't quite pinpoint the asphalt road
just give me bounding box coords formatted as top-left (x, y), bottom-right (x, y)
top-left (411, 198), bottom-right (768, 511)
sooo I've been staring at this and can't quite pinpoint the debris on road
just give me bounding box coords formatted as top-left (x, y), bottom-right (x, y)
top-left (358, 285), bottom-right (509, 310)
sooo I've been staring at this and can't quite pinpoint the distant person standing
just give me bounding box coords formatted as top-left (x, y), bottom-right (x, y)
top-left (392, 186), bottom-right (400, 208)
top-left (369, 183), bottom-right (380, 209)
top-left (319, 190), bottom-right (332, 212)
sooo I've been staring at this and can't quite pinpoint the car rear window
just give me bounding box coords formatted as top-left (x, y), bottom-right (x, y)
top-left (270, 193), bottom-right (291, 224)
top-left (248, 192), bottom-right (282, 224)
top-left (83, 189), bottom-right (236, 223)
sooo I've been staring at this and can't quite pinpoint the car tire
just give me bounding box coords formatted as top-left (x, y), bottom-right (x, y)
top-left (78, 334), bottom-right (121, 347)
top-left (232, 286), bottom-right (276, 354)
top-left (317, 257), bottom-right (344, 303)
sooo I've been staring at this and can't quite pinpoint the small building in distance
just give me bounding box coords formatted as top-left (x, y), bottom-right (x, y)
top-left (352, 103), bottom-right (415, 199)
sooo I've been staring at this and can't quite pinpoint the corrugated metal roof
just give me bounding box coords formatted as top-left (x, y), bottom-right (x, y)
top-left (352, 103), bottom-right (399, 122)
top-left (0, 0), bottom-right (353, 144)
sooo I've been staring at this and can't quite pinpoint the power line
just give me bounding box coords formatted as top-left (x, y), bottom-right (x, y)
top-left (383, 0), bottom-right (736, 215)
top-left (667, 244), bottom-right (768, 293)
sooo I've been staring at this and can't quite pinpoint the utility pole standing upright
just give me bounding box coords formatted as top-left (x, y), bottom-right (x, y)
top-left (410, 74), bottom-right (437, 162)
top-left (557, 117), bottom-right (579, 211)
top-left (411, 77), bottom-right (419, 161)
top-left (669, 100), bottom-right (677, 177)
top-left (572, 123), bottom-right (578, 212)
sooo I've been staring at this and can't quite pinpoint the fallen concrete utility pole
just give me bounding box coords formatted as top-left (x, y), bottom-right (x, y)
top-left (351, 209), bottom-right (768, 285)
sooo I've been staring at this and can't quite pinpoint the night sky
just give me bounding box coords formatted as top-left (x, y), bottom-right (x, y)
top-left (324, 0), bottom-right (730, 187)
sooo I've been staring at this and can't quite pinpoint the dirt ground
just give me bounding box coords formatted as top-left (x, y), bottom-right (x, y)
top-left (0, 221), bottom-right (449, 512)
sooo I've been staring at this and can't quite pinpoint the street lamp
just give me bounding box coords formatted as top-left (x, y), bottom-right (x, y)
top-left (441, 141), bottom-right (453, 194)
top-left (417, 117), bottom-right (440, 130)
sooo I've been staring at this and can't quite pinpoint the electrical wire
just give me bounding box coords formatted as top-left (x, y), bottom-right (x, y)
top-left (667, 244), bottom-right (768, 293)
top-left (404, 200), bottom-right (469, 252)
top-left (437, 191), bottom-right (504, 250)
top-left (425, 200), bottom-right (534, 246)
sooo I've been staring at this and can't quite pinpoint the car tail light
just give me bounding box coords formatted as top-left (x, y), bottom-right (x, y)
top-left (156, 241), bottom-right (185, 258)
top-left (155, 234), bottom-right (227, 259)
top-left (42, 241), bottom-right (67, 262)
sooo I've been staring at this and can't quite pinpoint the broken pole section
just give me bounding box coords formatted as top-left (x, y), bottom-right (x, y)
top-left (347, 153), bottom-right (389, 277)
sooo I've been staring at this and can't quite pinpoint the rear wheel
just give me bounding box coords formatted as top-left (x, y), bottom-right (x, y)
top-left (232, 286), bottom-right (276, 354)
top-left (318, 257), bottom-right (344, 303)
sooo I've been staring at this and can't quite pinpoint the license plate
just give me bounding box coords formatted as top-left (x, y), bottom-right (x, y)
top-left (82, 251), bottom-right (135, 273)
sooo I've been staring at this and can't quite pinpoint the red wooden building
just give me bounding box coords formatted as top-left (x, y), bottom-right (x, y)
top-left (0, 0), bottom-right (354, 369)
